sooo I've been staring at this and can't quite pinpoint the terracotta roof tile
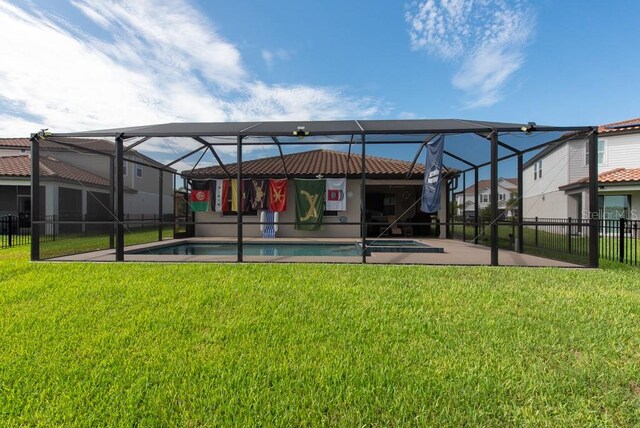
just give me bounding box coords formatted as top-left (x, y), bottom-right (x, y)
top-left (598, 117), bottom-right (640, 134)
top-left (561, 167), bottom-right (640, 189)
top-left (0, 155), bottom-right (110, 187)
top-left (187, 149), bottom-right (452, 179)
top-left (463, 177), bottom-right (518, 194)
top-left (0, 137), bottom-right (115, 151)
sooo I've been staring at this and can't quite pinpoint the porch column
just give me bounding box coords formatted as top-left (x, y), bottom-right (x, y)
top-left (588, 130), bottom-right (599, 268)
top-left (490, 131), bottom-right (499, 266)
top-left (115, 134), bottom-right (125, 261)
top-left (360, 133), bottom-right (367, 264)
top-left (30, 134), bottom-right (40, 261)
top-left (237, 135), bottom-right (243, 262)
top-left (517, 152), bottom-right (524, 253)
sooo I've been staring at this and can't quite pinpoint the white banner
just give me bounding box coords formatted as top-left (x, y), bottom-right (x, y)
top-left (214, 179), bottom-right (224, 212)
top-left (325, 178), bottom-right (347, 211)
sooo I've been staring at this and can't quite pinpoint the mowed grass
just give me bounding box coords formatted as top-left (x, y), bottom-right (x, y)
top-left (1, 248), bottom-right (640, 426)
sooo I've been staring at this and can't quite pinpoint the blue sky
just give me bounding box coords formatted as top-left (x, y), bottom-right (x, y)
top-left (0, 0), bottom-right (639, 173)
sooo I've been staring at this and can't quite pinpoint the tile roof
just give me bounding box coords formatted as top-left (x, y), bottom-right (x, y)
top-left (0, 137), bottom-right (115, 151)
top-left (187, 148), bottom-right (453, 179)
top-left (0, 137), bottom-right (170, 170)
top-left (463, 177), bottom-right (518, 194)
top-left (524, 116), bottom-right (640, 169)
top-left (0, 155), bottom-right (110, 188)
top-left (561, 168), bottom-right (640, 189)
top-left (598, 117), bottom-right (640, 134)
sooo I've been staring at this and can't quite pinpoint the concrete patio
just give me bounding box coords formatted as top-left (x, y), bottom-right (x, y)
top-left (48, 237), bottom-right (583, 267)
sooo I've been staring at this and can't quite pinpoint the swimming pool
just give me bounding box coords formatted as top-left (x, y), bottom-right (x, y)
top-left (128, 242), bottom-right (362, 256)
top-left (127, 240), bottom-right (443, 256)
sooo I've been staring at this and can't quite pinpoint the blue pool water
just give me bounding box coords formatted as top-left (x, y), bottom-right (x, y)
top-left (129, 242), bottom-right (363, 256)
top-left (127, 240), bottom-right (441, 256)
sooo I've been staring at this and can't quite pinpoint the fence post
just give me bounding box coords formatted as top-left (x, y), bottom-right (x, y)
top-left (7, 215), bottom-right (13, 248)
top-left (567, 217), bottom-right (572, 254)
top-left (535, 216), bottom-right (539, 247)
top-left (619, 217), bottom-right (626, 263)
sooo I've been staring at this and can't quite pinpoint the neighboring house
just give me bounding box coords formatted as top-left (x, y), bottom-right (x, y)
top-left (187, 149), bottom-right (455, 238)
top-left (455, 177), bottom-right (518, 219)
top-left (522, 117), bottom-right (640, 220)
top-left (0, 138), bottom-right (174, 222)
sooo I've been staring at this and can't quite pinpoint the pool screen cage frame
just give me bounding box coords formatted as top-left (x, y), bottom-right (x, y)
top-left (29, 119), bottom-right (599, 266)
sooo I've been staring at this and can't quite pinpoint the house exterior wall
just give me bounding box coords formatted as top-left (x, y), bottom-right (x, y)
top-left (456, 179), bottom-right (517, 215)
top-left (523, 190), bottom-right (569, 219)
top-left (598, 133), bottom-right (640, 173)
top-left (195, 179), bottom-right (363, 238)
top-left (0, 148), bottom-right (28, 157)
top-left (195, 178), bottom-right (442, 239)
top-left (523, 131), bottom-right (640, 219)
top-left (523, 144), bottom-right (568, 199)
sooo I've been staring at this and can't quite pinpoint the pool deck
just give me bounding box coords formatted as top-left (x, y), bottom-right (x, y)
top-left (49, 237), bottom-right (583, 267)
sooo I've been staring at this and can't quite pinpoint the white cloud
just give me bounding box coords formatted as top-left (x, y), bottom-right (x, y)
top-left (0, 0), bottom-right (380, 163)
top-left (406, 0), bottom-right (534, 107)
top-left (261, 48), bottom-right (291, 69)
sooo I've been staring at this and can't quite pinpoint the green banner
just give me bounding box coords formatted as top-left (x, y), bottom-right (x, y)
top-left (294, 179), bottom-right (325, 231)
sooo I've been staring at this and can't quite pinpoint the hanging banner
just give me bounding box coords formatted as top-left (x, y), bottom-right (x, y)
top-left (231, 179), bottom-right (239, 212)
top-left (249, 179), bottom-right (268, 210)
top-left (268, 179), bottom-right (288, 212)
top-left (231, 179), bottom-right (252, 212)
top-left (294, 179), bottom-right (325, 231)
top-left (420, 134), bottom-right (445, 213)
top-left (242, 179), bottom-right (252, 212)
top-left (325, 178), bottom-right (347, 211)
top-left (220, 179), bottom-right (230, 212)
top-left (190, 180), bottom-right (210, 212)
top-left (212, 179), bottom-right (223, 212)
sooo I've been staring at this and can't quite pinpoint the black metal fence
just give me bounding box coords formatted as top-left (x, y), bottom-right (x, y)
top-left (599, 218), bottom-right (639, 266)
top-left (2, 213), bottom-right (173, 251)
top-left (1, 214), bottom-right (33, 249)
top-left (451, 216), bottom-right (639, 267)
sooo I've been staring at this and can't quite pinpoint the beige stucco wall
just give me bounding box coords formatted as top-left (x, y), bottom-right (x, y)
top-left (195, 178), bottom-right (442, 238)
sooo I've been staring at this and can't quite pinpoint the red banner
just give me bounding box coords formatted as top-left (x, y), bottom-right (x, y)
top-left (268, 179), bottom-right (287, 212)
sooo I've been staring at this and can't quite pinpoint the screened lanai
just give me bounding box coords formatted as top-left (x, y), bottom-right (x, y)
top-left (29, 119), bottom-right (599, 267)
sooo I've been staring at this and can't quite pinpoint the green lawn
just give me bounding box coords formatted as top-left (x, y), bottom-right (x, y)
top-left (1, 247), bottom-right (640, 426)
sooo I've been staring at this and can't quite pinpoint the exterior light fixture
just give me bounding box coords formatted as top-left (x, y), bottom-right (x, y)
top-left (520, 122), bottom-right (537, 134)
top-left (293, 126), bottom-right (309, 138)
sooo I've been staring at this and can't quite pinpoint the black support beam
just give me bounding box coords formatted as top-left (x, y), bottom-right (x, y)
top-left (237, 135), bottom-right (243, 262)
top-left (192, 136), bottom-right (232, 178)
top-left (271, 137), bottom-right (289, 178)
top-left (474, 167), bottom-right (479, 244)
top-left (490, 131), bottom-right (499, 266)
top-left (517, 153), bottom-right (524, 253)
top-left (361, 134), bottom-right (367, 263)
top-left (588, 130), bottom-right (599, 268)
top-left (115, 134), bottom-right (125, 261)
top-left (30, 135), bottom-right (40, 261)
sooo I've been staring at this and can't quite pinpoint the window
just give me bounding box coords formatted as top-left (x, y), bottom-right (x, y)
top-left (498, 193), bottom-right (506, 202)
top-left (122, 161), bottom-right (127, 176)
top-left (135, 164), bottom-right (143, 178)
top-left (481, 194), bottom-right (489, 203)
top-left (598, 194), bottom-right (631, 220)
top-left (585, 140), bottom-right (607, 165)
top-left (382, 194), bottom-right (396, 216)
top-left (533, 160), bottom-right (543, 180)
